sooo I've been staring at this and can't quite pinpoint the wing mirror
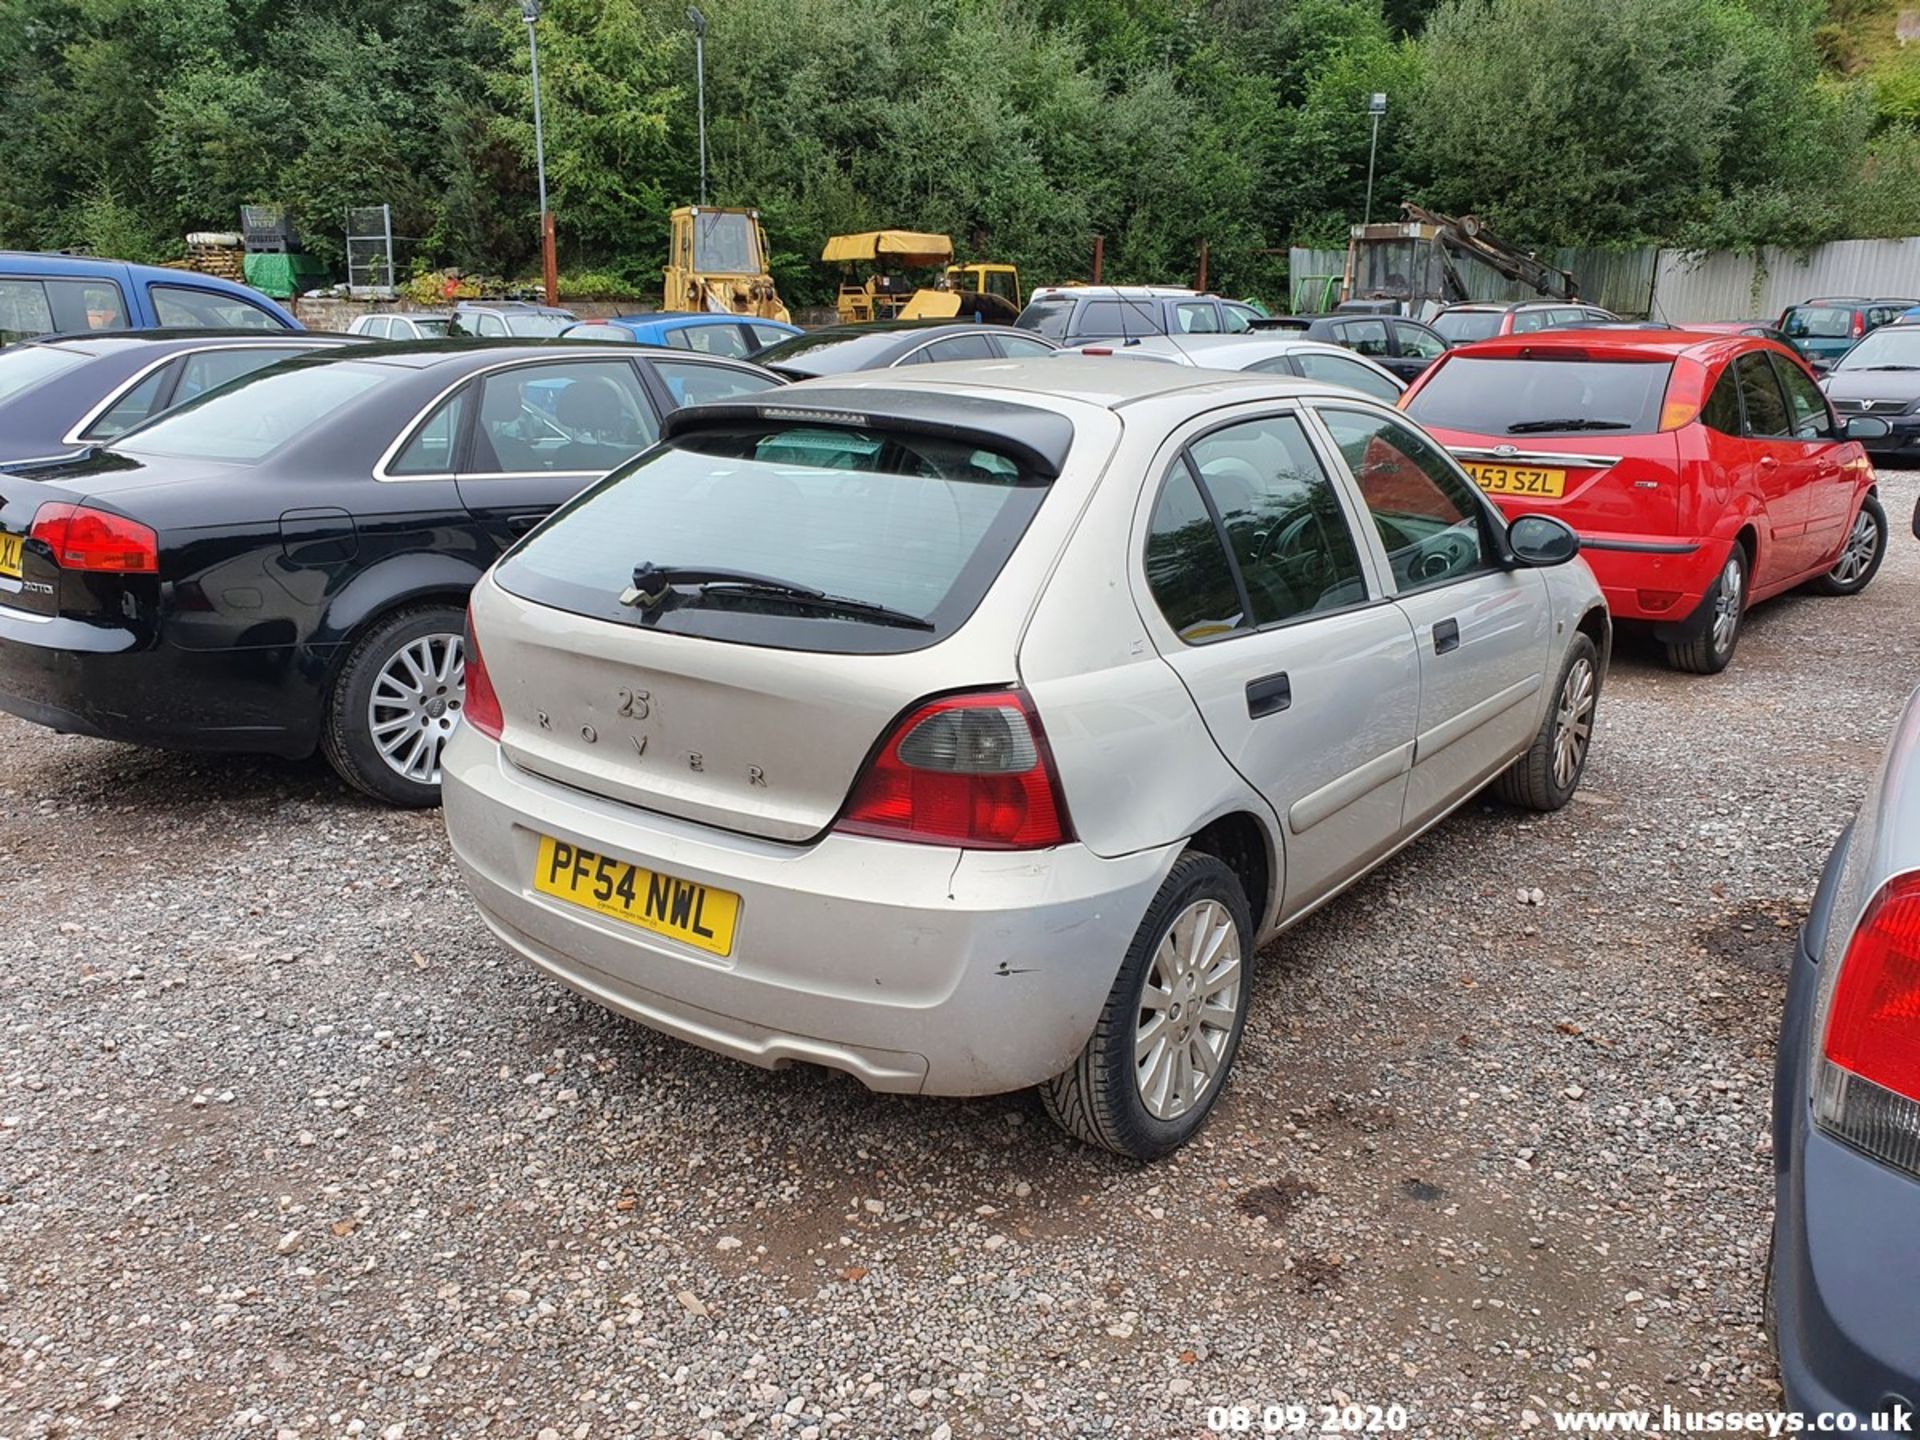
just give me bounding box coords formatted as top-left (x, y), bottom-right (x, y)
top-left (1506, 514), bottom-right (1581, 567)
top-left (1844, 414), bottom-right (1892, 441)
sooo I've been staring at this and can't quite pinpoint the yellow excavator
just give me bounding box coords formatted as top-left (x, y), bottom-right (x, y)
top-left (664, 205), bottom-right (790, 322)
top-left (823, 231), bottom-right (1022, 324)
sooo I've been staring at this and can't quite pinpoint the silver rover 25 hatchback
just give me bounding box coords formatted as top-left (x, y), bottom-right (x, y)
top-left (442, 358), bottom-right (1609, 1158)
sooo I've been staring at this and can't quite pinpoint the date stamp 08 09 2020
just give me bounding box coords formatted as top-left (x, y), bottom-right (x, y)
top-left (1206, 1403), bottom-right (1413, 1435)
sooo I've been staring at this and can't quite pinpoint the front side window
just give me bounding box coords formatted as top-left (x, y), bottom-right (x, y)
top-left (150, 284), bottom-right (283, 330)
top-left (1734, 352), bottom-right (1791, 438)
top-left (1186, 416), bottom-right (1369, 624)
top-left (473, 313), bottom-right (508, 337)
top-left (915, 334), bottom-right (996, 364)
top-left (1319, 407), bottom-right (1494, 592)
top-left (495, 422), bottom-right (1049, 654)
top-left (1222, 304), bottom-right (1257, 334)
top-left (1394, 322), bottom-right (1446, 360)
top-left (994, 333), bottom-right (1055, 358)
top-left (1295, 351), bottom-right (1401, 402)
top-left (652, 359), bottom-right (779, 407)
top-left (669, 323), bottom-right (751, 358)
top-left (1144, 464), bottom-right (1244, 643)
top-left (1770, 354), bottom-right (1833, 441)
top-left (471, 360), bottom-right (656, 474)
top-left (1335, 319), bottom-right (1391, 357)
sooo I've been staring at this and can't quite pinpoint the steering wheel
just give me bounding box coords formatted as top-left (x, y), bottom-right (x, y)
top-left (1251, 510), bottom-right (1321, 568)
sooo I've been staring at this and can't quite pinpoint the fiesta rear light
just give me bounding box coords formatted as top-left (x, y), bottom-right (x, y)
top-left (1815, 872), bottom-right (1920, 1178)
top-left (29, 502), bottom-right (157, 574)
top-left (1659, 355), bottom-right (1709, 431)
top-left (836, 689), bottom-right (1072, 850)
top-left (463, 610), bottom-right (504, 742)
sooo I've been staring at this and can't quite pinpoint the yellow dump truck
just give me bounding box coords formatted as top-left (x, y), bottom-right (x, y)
top-left (823, 231), bottom-right (1022, 324)
top-left (664, 205), bottom-right (790, 322)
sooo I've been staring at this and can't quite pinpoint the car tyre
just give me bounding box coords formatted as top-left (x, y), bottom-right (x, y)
top-left (1664, 542), bottom-right (1748, 675)
top-left (321, 604), bottom-right (467, 808)
top-left (1495, 633), bottom-right (1600, 812)
top-left (1040, 851), bottom-right (1253, 1161)
top-left (1808, 493), bottom-right (1886, 596)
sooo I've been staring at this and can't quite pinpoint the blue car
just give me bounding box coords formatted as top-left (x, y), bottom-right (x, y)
top-left (0, 252), bottom-right (300, 344)
top-left (559, 311), bottom-right (799, 359)
top-left (1772, 685), bottom-right (1920, 1430)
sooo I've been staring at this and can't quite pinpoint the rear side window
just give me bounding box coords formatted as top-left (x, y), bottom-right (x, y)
top-left (0, 280), bottom-right (56, 343)
top-left (390, 389), bottom-right (471, 476)
top-left (50, 279), bottom-right (127, 332)
top-left (1295, 351), bottom-right (1401, 401)
top-left (496, 423), bottom-right (1051, 655)
top-left (1394, 322), bottom-right (1446, 360)
top-left (665, 323), bottom-right (751, 358)
top-left (1700, 368), bottom-right (1742, 435)
top-left (1072, 300), bottom-right (1131, 338)
top-left (150, 284), bottom-right (284, 330)
top-left (1175, 302), bottom-right (1220, 334)
top-left (1734, 352), bottom-right (1791, 438)
top-left (81, 365), bottom-right (174, 439)
top-left (1404, 356), bottom-right (1672, 437)
top-left (176, 347), bottom-right (307, 401)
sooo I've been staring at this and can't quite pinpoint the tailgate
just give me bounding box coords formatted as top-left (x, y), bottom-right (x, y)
top-left (1446, 431), bottom-right (1683, 535)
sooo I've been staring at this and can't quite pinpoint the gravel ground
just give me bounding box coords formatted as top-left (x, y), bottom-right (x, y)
top-left (2, 472), bottom-right (1917, 1440)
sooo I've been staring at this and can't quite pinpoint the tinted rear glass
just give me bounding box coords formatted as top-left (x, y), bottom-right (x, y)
top-left (496, 424), bottom-right (1051, 654)
top-left (1018, 299), bottom-right (1074, 339)
top-left (1783, 306), bottom-right (1852, 339)
top-left (752, 329), bottom-right (914, 375)
top-left (1405, 356), bottom-right (1673, 437)
top-left (114, 360), bottom-right (388, 462)
top-left (1432, 311), bottom-right (1502, 343)
top-left (0, 343), bottom-right (88, 402)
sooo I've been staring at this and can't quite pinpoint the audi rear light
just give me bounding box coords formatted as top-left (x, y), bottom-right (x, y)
top-left (1814, 872), bottom-right (1920, 1178)
top-left (836, 689), bottom-right (1072, 850)
top-left (463, 610), bottom-right (504, 742)
top-left (29, 502), bottom-right (157, 574)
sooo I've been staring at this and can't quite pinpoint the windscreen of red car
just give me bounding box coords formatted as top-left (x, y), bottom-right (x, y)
top-left (1404, 356), bottom-right (1672, 438)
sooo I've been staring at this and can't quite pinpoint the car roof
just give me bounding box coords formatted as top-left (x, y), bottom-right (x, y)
top-left (1446, 328), bottom-right (1780, 363)
top-left (1028, 285), bottom-right (1205, 300)
top-left (454, 300), bottom-right (575, 314)
top-left (782, 355), bottom-right (1355, 412)
top-left (16, 328), bottom-right (354, 355)
top-left (260, 338), bottom-right (768, 373)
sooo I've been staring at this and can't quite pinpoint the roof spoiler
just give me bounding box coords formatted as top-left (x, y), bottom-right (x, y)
top-left (659, 389), bottom-right (1075, 480)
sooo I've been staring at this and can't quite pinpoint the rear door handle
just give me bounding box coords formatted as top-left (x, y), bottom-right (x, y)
top-left (1759, 455), bottom-right (1778, 468)
top-left (1433, 618), bottom-right (1460, 655)
top-left (1245, 672), bottom-right (1292, 718)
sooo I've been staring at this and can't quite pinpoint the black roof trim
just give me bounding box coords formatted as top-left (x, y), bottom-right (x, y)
top-left (659, 387), bottom-right (1075, 480)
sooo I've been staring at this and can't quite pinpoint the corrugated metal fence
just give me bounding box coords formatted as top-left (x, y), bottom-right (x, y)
top-left (1288, 237), bottom-right (1920, 322)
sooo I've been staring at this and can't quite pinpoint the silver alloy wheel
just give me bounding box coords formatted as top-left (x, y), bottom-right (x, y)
top-left (367, 632), bottom-right (466, 786)
top-left (1135, 897), bottom-right (1243, 1121)
top-left (1828, 507), bottom-right (1879, 585)
top-left (1551, 655), bottom-right (1597, 791)
top-left (1710, 551), bottom-right (1744, 654)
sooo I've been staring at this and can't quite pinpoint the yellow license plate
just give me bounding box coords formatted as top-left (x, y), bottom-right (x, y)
top-left (1464, 462), bottom-right (1568, 498)
top-left (532, 833), bottom-right (740, 957)
top-left (0, 533), bottom-right (21, 580)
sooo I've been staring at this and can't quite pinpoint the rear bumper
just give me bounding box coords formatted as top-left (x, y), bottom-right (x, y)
top-left (0, 606), bottom-right (317, 756)
top-left (441, 729), bottom-right (1178, 1096)
top-left (1568, 532), bottom-right (1723, 625)
top-left (1772, 826), bottom-right (1920, 1426)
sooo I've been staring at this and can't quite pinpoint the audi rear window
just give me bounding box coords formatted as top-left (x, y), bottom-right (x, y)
top-left (1405, 355), bottom-right (1672, 437)
top-left (112, 360), bottom-right (388, 462)
top-left (495, 423), bottom-right (1052, 655)
top-left (0, 343), bottom-right (88, 402)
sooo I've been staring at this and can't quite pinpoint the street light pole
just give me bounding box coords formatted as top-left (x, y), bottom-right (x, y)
top-left (688, 7), bottom-right (708, 206)
top-left (523, 0), bottom-right (558, 307)
top-left (1364, 91), bottom-right (1388, 226)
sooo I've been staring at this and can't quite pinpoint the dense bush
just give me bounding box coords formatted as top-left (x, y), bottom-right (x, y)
top-left (0, 0), bottom-right (1914, 306)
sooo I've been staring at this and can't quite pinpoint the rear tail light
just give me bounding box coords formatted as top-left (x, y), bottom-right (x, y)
top-left (1659, 355), bottom-right (1709, 432)
top-left (29, 502), bottom-right (158, 573)
top-left (463, 610), bottom-right (504, 742)
top-left (836, 689), bottom-right (1072, 850)
top-left (1814, 872), bottom-right (1920, 1178)
top-left (1853, 311), bottom-right (1867, 338)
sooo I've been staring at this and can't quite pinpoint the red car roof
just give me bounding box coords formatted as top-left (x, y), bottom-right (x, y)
top-left (1444, 328), bottom-right (1784, 365)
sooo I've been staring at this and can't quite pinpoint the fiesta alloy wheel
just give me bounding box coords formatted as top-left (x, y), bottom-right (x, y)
top-left (322, 604), bottom-right (469, 807)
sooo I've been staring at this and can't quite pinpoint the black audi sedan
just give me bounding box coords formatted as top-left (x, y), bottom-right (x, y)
top-left (0, 340), bottom-right (782, 805)
top-left (0, 329), bottom-right (362, 465)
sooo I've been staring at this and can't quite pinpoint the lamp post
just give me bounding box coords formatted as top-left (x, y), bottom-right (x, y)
top-left (522, 0), bottom-right (558, 307)
top-left (688, 6), bottom-right (708, 206)
top-left (1364, 91), bottom-right (1388, 226)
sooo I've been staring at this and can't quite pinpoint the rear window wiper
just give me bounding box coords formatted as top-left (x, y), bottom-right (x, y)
top-left (621, 563), bottom-right (934, 630)
top-left (1504, 418), bottom-right (1633, 433)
